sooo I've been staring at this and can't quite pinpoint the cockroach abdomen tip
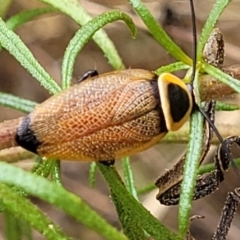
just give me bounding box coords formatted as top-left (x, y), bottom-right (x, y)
top-left (15, 115), bottom-right (41, 154)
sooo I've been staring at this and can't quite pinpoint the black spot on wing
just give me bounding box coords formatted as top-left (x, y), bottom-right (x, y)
top-left (15, 115), bottom-right (41, 154)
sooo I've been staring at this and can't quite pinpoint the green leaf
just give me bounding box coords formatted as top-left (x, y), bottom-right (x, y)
top-left (6, 7), bottom-right (57, 30)
top-left (137, 183), bottom-right (155, 195)
top-left (40, 0), bottom-right (125, 70)
top-left (111, 189), bottom-right (145, 240)
top-left (205, 63), bottom-right (240, 94)
top-left (122, 157), bottom-right (138, 200)
top-left (97, 163), bottom-right (178, 240)
top-left (0, 8), bottom-right (58, 57)
top-left (197, 0), bottom-right (231, 61)
top-left (198, 158), bottom-right (240, 175)
top-left (50, 160), bottom-right (62, 185)
top-left (178, 110), bottom-right (204, 238)
top-left (128, 0), bottom-right (191, 65)
top-left (4, 212), bottom-right (33, 240)
top-left (0, 18), bottom-right (61, 94)
top-left (89, 162), bottom-right (97, 188)
top-left (155, 62), bottom-right (189, 76)
top-left (4, 211), bottom-right (22, 240)
top-left (18, 218), bottom-right (33, 240)
top-left (0, 183), bottom-right (70, 240)
top-left (215, 101), bottom-right (239, 111)
top-left (62, 10), bottom-right (136, 89)
top-left (0, 162), bottom-right (127, 240)
top-left (0, 92), bottom-right (36, 113)
top-left (111, 160), bottom-right (145, 239)
top-left (32, 159), bottom-right (56, 178)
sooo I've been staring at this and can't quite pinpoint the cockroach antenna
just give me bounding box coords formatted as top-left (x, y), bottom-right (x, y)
top-left (189, 0), bottom-right (240, 182)
top-left (189, 0), bottom-right (197, 84)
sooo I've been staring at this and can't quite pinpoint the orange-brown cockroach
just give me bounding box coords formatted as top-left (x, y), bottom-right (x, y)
top-left (15, 69), bottom-right (192, 161)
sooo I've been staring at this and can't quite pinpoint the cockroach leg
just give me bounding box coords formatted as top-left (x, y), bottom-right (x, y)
top-left (99, 159), bottom-right (115, 167)
top-left (78, 69), bottom-right (98, 83)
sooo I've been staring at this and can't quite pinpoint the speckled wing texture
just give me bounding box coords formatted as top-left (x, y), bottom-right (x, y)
top-left (29, 69), bottom-right (167, 161)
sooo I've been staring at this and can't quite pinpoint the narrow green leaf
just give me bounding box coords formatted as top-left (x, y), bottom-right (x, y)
top-left (4, 211), bottom-right (22, 240)
top-left (6, 7), bottom-right (57, 30)
top-left (40, 0), bottom-right (125, 70)
top-left (19, 219), bottom-right (33, 240)
top-left (178, 71), bottom-right (204, 237)
top-left (0, 92), bottom-right (36, 113)
top-left (32, 159), bottom-right (55, 178)
top-left (62, 10), bottom-right (136, 88)
top-left (0, 162), bottom-right (127, 240)
top-left (198, 163), bottom-right (215, 175)
top-left (155, 62), bottom-right (189, 76)
top-left (112, 161), bottom-right (147, 239)
top-left (198, 158), bottom-right (240, 175)
top-left (51, 160), bottom-right (62, 185)
top-left (205, 63), bottom-right (240, 93)
top-left (197, 0), bottom-right (231, 60)
top-left (0, 18), bottom-right (61, 94)
top-left (128, 0), bottom-right (191, 65)
top-left (215, 101), bottom-right (239, 111)
top-left (178, 111), bottom-right (204, 238)
top-left (122, 157), bottom-right (138, 200)
top-left (111, 189), bottom-right (145, 240)
top-left (89, 162), bottom-right (97, 188)
top-left (0, 183), bottom-right (70, 240)
top-left (97, 163), bottom-right (178, 240)
top-left (137, 183), bottom-right (155, 195)
top-left (4, 212), bottom-right (33, 240)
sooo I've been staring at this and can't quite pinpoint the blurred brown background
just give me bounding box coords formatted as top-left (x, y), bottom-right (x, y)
top-left (1, 0), bottom-right (240, 239)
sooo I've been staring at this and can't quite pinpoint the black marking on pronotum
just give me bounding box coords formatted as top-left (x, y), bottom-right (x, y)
top-left (168, 83), bottom-right (190, 122)
top-left (15, 115), bottom-right (41, 154)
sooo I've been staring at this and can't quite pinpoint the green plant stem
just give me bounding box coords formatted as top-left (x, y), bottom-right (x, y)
top-left (0, 92), bottom-right (36, 113)
top-left (205, 63), bottom-right (240, 94)
top-left (51, 160), bottom-right (62, 185)
top-left (122, 157), bottom-right (138, 200)
top-left (197, 0), bottom-right (231, 61)
top-left (4, 211), bottom-right (22, 240)
top-left (61, 10), bottom-right (136, 89)
top-left (178, 110), bottom-right (204, 238)
top-left (128, 0), bottom-right (191, 65)
top-left (0, 18), bottom-right (61, 94)
top-left (155, 62), bottom-right (189, 76)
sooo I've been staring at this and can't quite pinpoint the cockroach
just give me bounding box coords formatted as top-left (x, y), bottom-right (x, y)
top-left (15, 69), bottom-right (192, 161)
top-left (1, 0), bottom-right (240, 239)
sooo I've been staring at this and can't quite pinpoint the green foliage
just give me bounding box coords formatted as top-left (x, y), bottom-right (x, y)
top-left (0, 0), bottom-right (239, 239)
